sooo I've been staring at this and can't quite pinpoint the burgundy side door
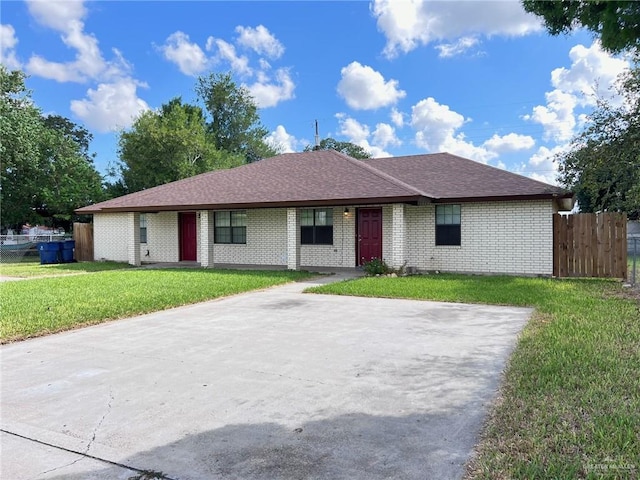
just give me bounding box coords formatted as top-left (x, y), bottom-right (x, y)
top-left (357, 208), bottom-right (382, 265)
top-left (179, 212), bottom-right (197, 261)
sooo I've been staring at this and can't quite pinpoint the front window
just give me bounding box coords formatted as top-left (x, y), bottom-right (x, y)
top-left (301, 208), bottom-right (333, 245)
top-left (214, 211), bottom-right (246, 244)
top-left (140, 213), bottom-right (147, 244)
top-left (435, 204), bottom-right (461, 246)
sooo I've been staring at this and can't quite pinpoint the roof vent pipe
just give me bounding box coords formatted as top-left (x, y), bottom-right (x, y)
top-left (313, 119), bottom-right (320, 151)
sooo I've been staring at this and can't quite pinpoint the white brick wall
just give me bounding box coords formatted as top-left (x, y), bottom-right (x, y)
top-left (94, 213), bottom-right (130, 262)
top-left (301, 208), bottom-right (356, 268)
top-left (94, 200), bottom-right (554, 274)
top-left (139, 212), bottom-right (179, 263)
top-left (405, 200), bottom-right (554, 275)
top-left (214, 208), bottom-right (288, 266)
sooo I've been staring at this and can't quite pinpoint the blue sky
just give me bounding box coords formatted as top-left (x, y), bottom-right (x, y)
top-left (1, 1), bottom-right (632, 185)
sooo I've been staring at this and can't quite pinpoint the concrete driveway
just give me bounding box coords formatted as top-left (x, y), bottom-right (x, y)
top-left (1, 274), bottom-right (531, 480)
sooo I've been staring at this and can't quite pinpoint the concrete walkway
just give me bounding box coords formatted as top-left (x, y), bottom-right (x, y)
top-left (1, 273), bottom-right (532, 480)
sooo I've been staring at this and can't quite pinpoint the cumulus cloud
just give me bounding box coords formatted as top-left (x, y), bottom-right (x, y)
top-left (372, 123), bottom-right (401, 148)
top-left (160, 31), bottom-right (208, 76)
top-left (524, 41), bottom-right (630, 142)
top-left (70, 78), bottom-right (149, 133)
top-left (337, 61), bottom-right (405, 110)
top-left (335, 114), bottom-right (391, 158)
top-left (207, 37), bottom-right (252, 76)
top-left (372, 0), bottom-right (542, 58)
top-left (435, 35), bottom-right (480, 58)
top-left (266, 125), bottom-right (300, 153)
top-left (482, 133), bottom-right (535, 153)
top-left (246, 68), bottom-right (295, 108)
top-left (410, 97), bottom-right (535, 163)
top-left (236, 25), bottom-right (284, 59)
top-left (390, 107), bottom-right (404, 127)
top-left (0, 24), bottom-right (21, 70)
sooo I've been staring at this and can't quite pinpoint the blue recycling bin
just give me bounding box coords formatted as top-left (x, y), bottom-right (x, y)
top-left (60, 240), bottom-right (75, 263)
top-left (38, 242), bottom-right (61, 264)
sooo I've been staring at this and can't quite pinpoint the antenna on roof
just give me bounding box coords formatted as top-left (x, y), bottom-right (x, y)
top-left (313, 119), bottom-right (320, 151)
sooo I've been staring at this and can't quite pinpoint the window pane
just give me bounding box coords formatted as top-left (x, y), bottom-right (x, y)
top-left (231, 211), bottom-right (246, 227)
top-left (139, 213), bottom-right (147, 228)
top-left (140, 227), bottom-right (147, 244)
top-left (215, 227), bottom-right (231, 243)
top-left (232, 227), bottom-right (246, 244)
top-left (315, 226), bottom-right (333, 245)
top-left (301, 209), bottom-right (314, 226)
top-left (215, 211), bottom-right (230, 227)
top-left (436, 225), bottom-right (461, 246)
top-left (301, 226), bottom-right (314, 244)
top-left (436, 205), bottom-right (460, 225)
top-left (315, 208), bottom-right (333, 226)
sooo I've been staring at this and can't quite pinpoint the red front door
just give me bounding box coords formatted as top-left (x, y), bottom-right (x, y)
top-left (358, 208), bottom-right (382, 265)
top-left (179, 212), bottom-right (197, 261)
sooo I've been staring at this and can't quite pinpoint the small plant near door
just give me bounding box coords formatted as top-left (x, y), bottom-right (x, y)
top-left (362, 258), bottom-right (391, 276)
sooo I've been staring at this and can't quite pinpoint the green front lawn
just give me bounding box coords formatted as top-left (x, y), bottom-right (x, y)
top-left (0, 258), bottom-right (132, 278)
top-left (1, 268), bottom-right (312, 342)
top-left (308, 274), bottom-right (640, 480)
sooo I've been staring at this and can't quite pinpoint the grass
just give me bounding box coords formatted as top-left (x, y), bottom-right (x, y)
top-left (308, 274), bottom-right (640, 480)
top-left (1, 268), bottom-right (312, 343)
top-left (0, 257), bottom-right (133, 277)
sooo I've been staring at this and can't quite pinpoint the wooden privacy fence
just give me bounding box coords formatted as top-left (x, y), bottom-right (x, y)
top-left (73, 222), bottom-right (93, 261)
top-left (553, 212), bottom-right (627, 278)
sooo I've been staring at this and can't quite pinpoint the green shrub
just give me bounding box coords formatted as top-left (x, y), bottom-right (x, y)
top-left (362, 258), bottom-right (391, 276)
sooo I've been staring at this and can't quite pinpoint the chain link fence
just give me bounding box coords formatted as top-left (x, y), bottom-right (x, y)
top-left (0, 234), bottom-right (68, 263)
top-left (628, 236), bottom-right (639, 286)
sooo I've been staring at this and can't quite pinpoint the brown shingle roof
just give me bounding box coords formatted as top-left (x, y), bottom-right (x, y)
top-left (76, 151), bottom-right (572, 214)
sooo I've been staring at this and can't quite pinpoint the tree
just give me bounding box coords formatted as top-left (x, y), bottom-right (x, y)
top-left (116, 97), bottom-right (243, 193)
top-left (0, 66), bottom-right (104, 229)
top-left (0, 67), bottom-right (46, 227)
top-left (522, 1), bottom-right (640, 53)
top-left (196, 72), bottom-right (276, 163)
top-left (557, 64), bottom-right (640, 220)
top-left (304, 137), bottom-right (372, 159)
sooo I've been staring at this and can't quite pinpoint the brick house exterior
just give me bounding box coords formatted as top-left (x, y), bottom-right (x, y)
top-left (78, 151), bottom-right (574, 275)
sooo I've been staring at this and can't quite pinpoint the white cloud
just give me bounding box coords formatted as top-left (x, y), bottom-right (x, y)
top-left (236, 25), bottom-right (284, 59)
top-left (266, 125), bottom-right (300, 153)
top-left (435, 35), bottom-right (480, 58)
top-left (390, 107), bottom-right (404, 127)
top-left (337, 61), bottom-right (405, 110)
top-left (410, 97), bottom-right (533, 163)
top-left (482, 133), bottom-right (535, 153)
top-left (70, 79), bottom-right (149, 133)
top-left (26, 0), bottom-right (87, 32)
top-left (246, 68), bottom-right (295, 108)
top-left (0, 24), bottom-right (21, 70)
top-left (208, 37), bottom-right (252, 76)
top-left (372, 123), bottom-right (401, 148)
top-left (336, 114), bottom-right (391, 158)
top-left (525, 145), bottom-right (568, 185)
top-left (372, 0), bottom-right (542, 58)
top-left (525, 41), bottom-right (630, 142)
top-left (160, 31), bottom-right (208, 76)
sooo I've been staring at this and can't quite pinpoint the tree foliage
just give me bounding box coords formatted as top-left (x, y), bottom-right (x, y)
top-left (0, 66), bottom-right (103, 229)
top-left (116, 97), bottom-right (243, 193)
top-left (196, 72), bottom-right (276, 163)
top-left (303, 137), bottom-right (372, 159)
top-left (557, 64), bottom-right (640, 220)
top-left (523, 0), bottom-right (640, 53)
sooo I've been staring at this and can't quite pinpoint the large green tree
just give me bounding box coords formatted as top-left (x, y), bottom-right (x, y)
top-left (304, 137), bottom-right (372, 159)
top-left (0, 66), bottom-right (104, 229)
top-left (523, 1), bottom-right (640, 53)
top-left (557, 64), bottom-right (640, 220)
top-left (116, 97), bottom-right (243, 193)
top-left (196, 72), bottom-right (276, 163)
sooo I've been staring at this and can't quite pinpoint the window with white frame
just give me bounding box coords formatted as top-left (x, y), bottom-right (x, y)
top-left (435, 204), bottom-right (461, 246)
top-left (214, 211), bottom-right (247, 244)
top-left (140, 213), bottom-right (147, 244)
top-left (300, 208), bottom-right (333, 245)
